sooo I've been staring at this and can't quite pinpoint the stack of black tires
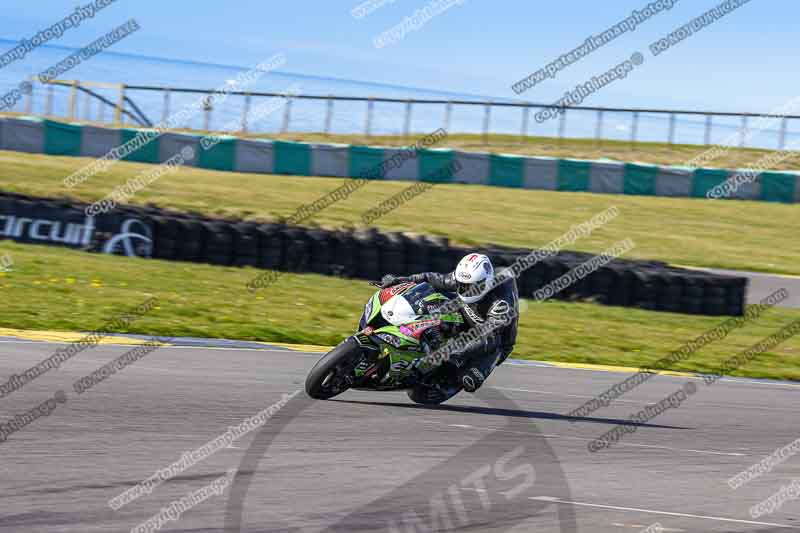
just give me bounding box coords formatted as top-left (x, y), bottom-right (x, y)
top-left (138, 212), bottom-right (748, 317)
top-left (0, 192), bottom-right (747, 316)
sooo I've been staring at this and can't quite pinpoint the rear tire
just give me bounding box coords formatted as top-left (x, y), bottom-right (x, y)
top-left (305, 338), bottom-right (362, 400)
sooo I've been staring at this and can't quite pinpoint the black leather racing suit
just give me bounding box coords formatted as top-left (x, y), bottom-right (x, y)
top-left (406, 271), bottom-right (519, 385)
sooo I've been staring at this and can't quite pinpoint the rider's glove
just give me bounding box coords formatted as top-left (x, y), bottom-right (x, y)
top-left (379, 274), bottom-right (410, 288)
top-left (422, 326), bottom-right (445, 351)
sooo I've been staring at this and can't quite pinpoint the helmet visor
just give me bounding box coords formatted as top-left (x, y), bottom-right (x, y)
top-left (457, 279), bottom-right (486, 300)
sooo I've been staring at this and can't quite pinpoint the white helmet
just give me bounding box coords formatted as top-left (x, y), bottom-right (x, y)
top-left (454, 253), bottom-right (495, 304)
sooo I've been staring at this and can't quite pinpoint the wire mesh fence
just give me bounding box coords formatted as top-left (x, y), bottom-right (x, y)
top-left (9, 79), bottom-right (800, 151)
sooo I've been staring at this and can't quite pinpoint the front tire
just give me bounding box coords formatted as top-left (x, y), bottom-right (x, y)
top-left (305, 338), bottom-right (362, 400)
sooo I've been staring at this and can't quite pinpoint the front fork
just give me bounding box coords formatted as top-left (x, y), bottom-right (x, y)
top-left (351, 335), bottom-right (385, 385)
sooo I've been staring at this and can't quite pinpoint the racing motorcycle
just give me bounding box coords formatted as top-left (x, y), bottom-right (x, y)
top-left (305, 281), bottom-right (465, 404)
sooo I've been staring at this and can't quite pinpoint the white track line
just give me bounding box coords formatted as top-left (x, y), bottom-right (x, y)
top-left (611, 523), bottom-right (684, 532)
top-left (504, 360), bottom-right (553, 368)
top-left (529, 496), bottom-right (800, 529)
top-left (432, 423), bottom-right (748, 457)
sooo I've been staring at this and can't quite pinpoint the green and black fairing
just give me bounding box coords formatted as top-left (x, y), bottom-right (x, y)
top-left (353, 282), bottom-right (464, 389)
top-left (305, 281), bottom-right (467, 400)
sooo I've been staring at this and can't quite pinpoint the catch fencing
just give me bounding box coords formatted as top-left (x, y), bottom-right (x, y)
top-left (7, 78), bottom-right (800, 150)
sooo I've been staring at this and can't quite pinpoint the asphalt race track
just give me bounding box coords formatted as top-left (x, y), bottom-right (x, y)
top-left (1, 338), bottom-right (800, 532)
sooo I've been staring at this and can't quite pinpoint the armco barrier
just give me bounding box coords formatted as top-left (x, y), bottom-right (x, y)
top-left (1, 116), bottom-right (799, 203)
top-left (0, 192), bottom-right (747, 316)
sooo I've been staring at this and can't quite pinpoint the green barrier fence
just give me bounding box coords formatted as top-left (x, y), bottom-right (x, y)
top-left (198, 136), bottom-right (237, 172)
top-left (623, 163), bottom-right (659, 196)
top-left (1, 117), bottom-right (797, 203)
top-left (558, 159), bottom-right (591, 191)
top-left (489, 154), bottom-right (525, 188)
top-left (120, 129), bottom-right (160, 163)
top-left (349, 145), bottom-right (385, 179)
top-left (418, 149), bottom-right (455, 183)
top-left (274, 140), bottom-right (311, 176)
top-left (43, 119), bottom-right (82, 156)
top-left (761, 172), bottom-right (796, 203)
top-left (692, 168), bottom-right (729, 198)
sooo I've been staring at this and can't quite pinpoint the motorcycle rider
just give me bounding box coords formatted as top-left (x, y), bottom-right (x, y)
top-left (379, 253), bottom-right (518, 403)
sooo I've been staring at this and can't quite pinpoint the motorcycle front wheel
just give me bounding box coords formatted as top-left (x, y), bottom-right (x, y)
top-left (305, 337), bottom-right (362, 400)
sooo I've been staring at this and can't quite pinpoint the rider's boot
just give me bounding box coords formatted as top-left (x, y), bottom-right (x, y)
top-left (407, 382), bottom-right (459, 405)
top-left (407, 360), bottom-right (462, 405)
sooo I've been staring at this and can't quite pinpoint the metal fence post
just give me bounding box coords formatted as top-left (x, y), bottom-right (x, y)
top-left (704, 115), bottom-right (712, 146)
top-left (324, 96), bottom-right (333, 135)
top-left (45, 84), bottom-right (54, 116)
top-left (403, 99), bottom-right (413, 139)
top-left (779, 117), bottom-right (788, 150)
top-left (365, 97), bottom-right (374, 137)
top-left (203, 95), bottom-right (212, 132)
top-left (162, 89), bottom-right (171, 125)
top-left (667, 112), bottom-right (676, 145)
top-left (24, 82), bottom-right (33, 114)
top-left (630, 111), bottom-right (639, 148)
top-left (520, 105), bottom-right (530, 139)
top-left (241, 93), bottom-right (251, 133)
top-left (444, 101), bottom-right (452, 132)
top-left (739, 116), bottom-right (749, 147)
top-left (114, 83), bottom-right (126, 126)
top-left (595, 110), bottom-right (604, 146)
top-left (281, 96), bottom-right (292, 133)
top-left (482, 102), bottom-right (491, 145)
top-left (558, 108), bottom-right (567, 145)
top-left (83, 91), bottom-right (91, 121)
top-left (69, 80), bottom-right (79, 121)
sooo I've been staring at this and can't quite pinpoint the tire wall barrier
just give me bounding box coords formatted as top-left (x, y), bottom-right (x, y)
top-left (0, 192), bottom-right (748, 316)
top-left (2, 116), bottom-right (799, 203)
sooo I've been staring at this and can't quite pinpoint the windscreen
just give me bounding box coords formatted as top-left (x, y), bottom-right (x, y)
top-left (399, 282), bottom-right (444, 316)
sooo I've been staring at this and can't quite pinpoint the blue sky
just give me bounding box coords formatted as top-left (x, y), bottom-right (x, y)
top-left (0, 0), bottom-right (793, 112)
